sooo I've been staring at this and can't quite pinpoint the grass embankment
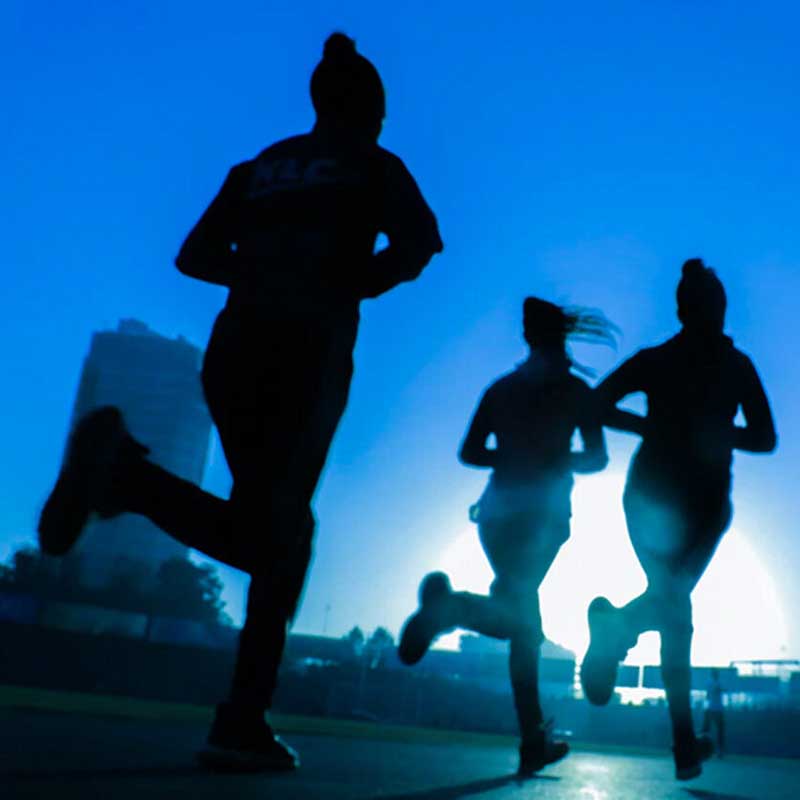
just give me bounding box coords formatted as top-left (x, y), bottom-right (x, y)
top-left (0, 684), bottom-right (517, 748)
top-left (11, 684), bottom-right (789, 763)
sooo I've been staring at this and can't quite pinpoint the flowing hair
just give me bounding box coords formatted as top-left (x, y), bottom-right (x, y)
top-left (523, 297), bottom-right (619, 375)
top-left (562, 305), bottom-right (620, 348)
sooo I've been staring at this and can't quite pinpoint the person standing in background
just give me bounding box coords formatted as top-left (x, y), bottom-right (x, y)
top-left (703, 668), bottom-right (726, 756)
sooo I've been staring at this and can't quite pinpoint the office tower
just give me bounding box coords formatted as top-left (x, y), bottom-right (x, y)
top-left (68, 319), bottom-right (212, 585)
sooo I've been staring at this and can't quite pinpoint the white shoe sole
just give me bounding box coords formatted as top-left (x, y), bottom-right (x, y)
top-left (197, 744), bottom-right (299, 772)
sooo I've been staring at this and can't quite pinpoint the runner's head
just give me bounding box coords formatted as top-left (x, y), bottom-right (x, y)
top-left (677, 258), bottom-right (727, 335)
top-left (310, 33), bottom-right (385, 140)
top-left (523, 297), bottom-right (618, 352)
top-left (523, 298), bottom-right (570, 349)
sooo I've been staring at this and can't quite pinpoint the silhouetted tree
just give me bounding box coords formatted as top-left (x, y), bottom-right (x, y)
top-left (343, 625), bottom-right (365, 658)
top-left (0, 548), bottom-right (231, 626)
top-left (100, 556), bottom-right (153, 613)
top-left (151, 558), bottom-right (231, 625)
top-left (364, 626), bottom-right (394, 668)
top-left (0, 546), bottom-right (59, 597)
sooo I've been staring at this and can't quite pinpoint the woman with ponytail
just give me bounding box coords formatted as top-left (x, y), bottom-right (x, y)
top-left (398, 297), bottom-right (615, 776)
top-left (580, 259), bottom-right (776, 781)
top-left (38, 33), bottom-right (442, 772)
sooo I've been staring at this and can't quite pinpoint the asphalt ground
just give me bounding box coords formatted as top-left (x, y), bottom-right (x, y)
top-left (2, 689), bottom-right (798, 800)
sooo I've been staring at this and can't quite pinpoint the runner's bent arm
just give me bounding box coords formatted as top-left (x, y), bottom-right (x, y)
top-left (594, 354), bottom-right (648, 436)
top-left (175, 165), bottom-right (249, 286)
top-left (459, 392), bottom-right (496, 468)
top-left (571, 383), bottom-right (610, 474)
top-left (359, 155), bottom-right (443, 299)
top-left (734, 356), bottom-right (777, 453)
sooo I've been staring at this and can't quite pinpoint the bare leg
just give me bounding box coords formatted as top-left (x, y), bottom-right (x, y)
top-left (478, 517), bottom-right (565, 745)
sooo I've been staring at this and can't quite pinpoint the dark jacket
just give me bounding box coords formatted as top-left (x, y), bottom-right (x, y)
top-left (176, 127), bottom-right (443, 324)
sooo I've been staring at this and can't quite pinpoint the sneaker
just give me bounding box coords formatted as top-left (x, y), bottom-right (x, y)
top-left (517, 720), bottom-right (570, 777)
top-left (580, 596), bottom-right (629, 706)
top-left (673, 734), bottom-right (714, 781)
top-left (398, 572), bottom-right (454, 665)
top-left (38, 406), bottom-right (148, 557)
top-left (197, 703), bottom-right (300, 773)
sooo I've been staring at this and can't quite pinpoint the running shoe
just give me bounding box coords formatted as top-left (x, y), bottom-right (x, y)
top-left (517, 719), bottom-right (570, 777)
top-left (197, 703), bottom-right (300, 772)
top-left (580, 596), bottom-right (629, 706)
top-left (38, 406), bottom-right (147, 556)
top-left (398, 572), bottom-right (454, 665)
top-left (674, 733), bottom-right (714, 780)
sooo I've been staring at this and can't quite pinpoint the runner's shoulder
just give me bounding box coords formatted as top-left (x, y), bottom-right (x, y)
top-left (374, 145), bottom-right (418, 179)
top-left (217, 136), bottom-right (311, 183)
top-left (621, 339), bottom-right (672, 375)
top-left (728, 342), bottom-right (755, 368)
top-left (482, 370), bottom-right (518, 405)
top-left (726, 344), bottom-right (763, 387)
top-left (237, 134), bottom-right (311, 167)
top-left (639, 337), bottom-right (674, 361)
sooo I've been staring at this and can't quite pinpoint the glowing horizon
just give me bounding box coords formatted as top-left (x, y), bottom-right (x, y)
top-left (433, 472), bottom-right (789, 666)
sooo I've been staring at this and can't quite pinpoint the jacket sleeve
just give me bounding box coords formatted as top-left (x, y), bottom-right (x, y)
top-left (358, 154), bottom-right (443, 299)
top-left (734, 354), bottom-right (777, 453)
top-left (459, 389), bottom-right (496, 468)
top-left (175, 164), bottom-right (250, 286)
top-left (593, 352), bottom-right (649, 435)
top-left (572, 380), bottom-right (610, 473)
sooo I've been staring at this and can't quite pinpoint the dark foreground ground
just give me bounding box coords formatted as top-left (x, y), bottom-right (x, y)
top-left (2, 702), bottom-right (799, 800)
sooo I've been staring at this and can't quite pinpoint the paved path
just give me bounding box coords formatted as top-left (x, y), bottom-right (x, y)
top-left (2, 708), bottom-right (798, 800)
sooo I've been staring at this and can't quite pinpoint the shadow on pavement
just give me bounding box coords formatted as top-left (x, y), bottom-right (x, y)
top-left (2, 765), bottom-right (216, 783)
top-left (366, 772), bottom-right (559, 800)
top-left (684, 789), bottom-right (754, 800)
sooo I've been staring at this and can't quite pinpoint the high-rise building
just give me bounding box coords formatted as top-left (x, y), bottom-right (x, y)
top-left (67, 319), bottom-right (212, 586)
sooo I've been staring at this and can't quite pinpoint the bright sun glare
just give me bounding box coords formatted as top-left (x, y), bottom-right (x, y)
top-left (437, 472), bottom-right (788, 666)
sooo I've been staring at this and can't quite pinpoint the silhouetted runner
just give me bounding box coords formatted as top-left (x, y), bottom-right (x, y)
top-left (580, 259), bottom-right (776, 781)
top-left (398, 297), bottom-right (614, 776)
top-left (38, 33), bottom-right (442, 773)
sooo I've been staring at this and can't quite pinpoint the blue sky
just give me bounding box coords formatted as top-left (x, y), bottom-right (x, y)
top-left (2, 2), bottom-right (798, 663)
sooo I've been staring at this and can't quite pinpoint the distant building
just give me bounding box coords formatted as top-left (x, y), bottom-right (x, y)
top-left (66, 320), bottom-right (212, 585)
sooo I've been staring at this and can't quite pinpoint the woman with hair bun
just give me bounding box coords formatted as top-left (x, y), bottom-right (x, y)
top-left (580, 259), bottom-right (777, 781)
top-left (398, 297), bottom-right (615, 776)
top-left (38, 32), bottom-right (442, 772)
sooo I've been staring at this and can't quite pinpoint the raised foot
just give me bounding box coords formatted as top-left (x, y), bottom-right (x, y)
top-left (580, 596), bottom-right (628, 706)
top-left (398, 572), bottom-right (453, 665)
top-left (38, 406), bottom-right (143, 556)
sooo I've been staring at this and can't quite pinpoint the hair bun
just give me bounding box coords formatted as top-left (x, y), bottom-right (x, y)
top-left (681, 258), bottom-right (707, 278)
top-left (323, 32), bottom-right (357, 61)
